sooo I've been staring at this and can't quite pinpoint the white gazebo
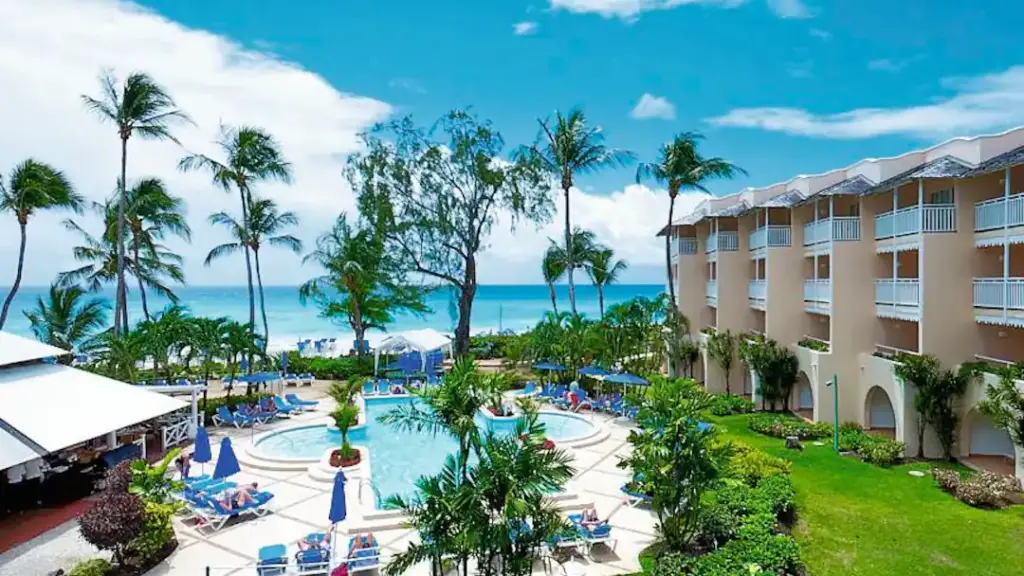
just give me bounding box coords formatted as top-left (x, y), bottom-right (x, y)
top-left (0, 332), bottom-right (188, 472)
top-left (373, 328), bottom-right (454, 374)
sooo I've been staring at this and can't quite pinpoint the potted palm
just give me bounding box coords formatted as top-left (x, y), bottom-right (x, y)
top-left (328, 381), bottom-right (361, 467)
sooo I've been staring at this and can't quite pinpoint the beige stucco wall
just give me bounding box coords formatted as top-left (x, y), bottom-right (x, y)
top-left (829, 234), bottom-right (875, 423)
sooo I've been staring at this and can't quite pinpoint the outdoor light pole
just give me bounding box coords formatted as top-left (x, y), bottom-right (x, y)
top-left (826, 374), bottom-right (839, 453)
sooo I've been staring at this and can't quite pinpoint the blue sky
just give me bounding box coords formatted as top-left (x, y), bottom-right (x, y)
top-left (2, 0), bottom-right (1023, 287)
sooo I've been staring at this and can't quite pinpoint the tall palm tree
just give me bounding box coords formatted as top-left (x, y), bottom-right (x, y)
top-left (179, 125), bottom-right (293, 330)
top-left (24, 284), bottom-right (108, 359)
top-left (0, 160), bottom-right (83, 330)
top-left (82, 71), bottom-right (191, 334)
top-left (191, 316), bottom-right (228, 409)
top-left (523, 109), bottom-right (633, 314)
top-left (636, 133), bottom-right (745, 309)
top-left (118, 178), bottom-right (191, 321)
top-left (207, 198), bottom-right (301, 349)
top-left (542, 228), bottom-right (598, 313)
top-left (586, 247), bottom-right (628, 318)
top-left (706, 329), bottom-right (737, 396)
top-left (540, 245), bottom-right (564, 315)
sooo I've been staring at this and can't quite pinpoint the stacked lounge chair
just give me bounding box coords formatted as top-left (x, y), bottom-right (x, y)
top-left (299, 373), bottom-right (315, 386)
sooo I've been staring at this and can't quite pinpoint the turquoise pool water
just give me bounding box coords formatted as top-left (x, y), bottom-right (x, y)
top-left (256, 396), bottom-right (596, 508)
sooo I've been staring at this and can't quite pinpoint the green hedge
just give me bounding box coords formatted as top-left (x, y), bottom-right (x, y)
top-left (749, 415), bottom-right (904, 467)
top-left (709, 393), bottom-right (755, 416)
top-left (281, 354), bottom-right (375, 381)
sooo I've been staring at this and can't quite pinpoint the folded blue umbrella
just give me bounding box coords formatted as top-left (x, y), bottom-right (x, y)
top-left (213, 437), bottom-right (241, 480)
top-left (193, 427), bottom-right (212, 466)
top-left (329, 470), bottom-right (348, 523)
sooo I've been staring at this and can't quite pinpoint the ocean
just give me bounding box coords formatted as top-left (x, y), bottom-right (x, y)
top-left (0, 284), bottom-right (663, 351)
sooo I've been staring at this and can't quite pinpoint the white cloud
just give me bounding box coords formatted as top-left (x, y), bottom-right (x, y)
top-left (809, 28), bottom-right (831, 40)
top-left (766, 0), bottom-right (811, 19)
top-left (630, 93), bottom-right (677, 121)
top-left (480, 185), bottom-right (711, 283)
top-left (513, 21), bottom-right (539, 35)
top-left (786, 60), bottom-right (814, 79)
top-left (548, 0), bottom-right (746, 20)
top-left (707, 66), bottom-right (1024, 139)
top-left (867, 56), bottom-right (921, 73)
top-left (0, 0), bottom-right (392, 287)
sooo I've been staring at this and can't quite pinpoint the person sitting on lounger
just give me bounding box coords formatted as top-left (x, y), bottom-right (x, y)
top-left (218, 482), bottom-right (260, 510)
top-left (579, 507), bottom-right (604, 529)
top-left (391, 384), bottom-right (405, 394)
top-left (298, 530), bottom-right (332, 551)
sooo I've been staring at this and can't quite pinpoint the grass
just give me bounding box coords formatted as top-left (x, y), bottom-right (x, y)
top-left (710, 413), bottom-right (1024, 576)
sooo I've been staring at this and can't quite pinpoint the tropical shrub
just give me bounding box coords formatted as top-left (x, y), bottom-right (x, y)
top-left (932, 468), bottom-right (961, 492)
top-left (797, 337), bottom-right (829, 352)
top-left (894, 353), bottom-right (978, 460)
top-left (104, 460), bottom-right (133, 492)
top-left (126, 501), bottom-right (178, 559)
top-left (725, 442), bottom-right (791, 485)
top-left (861, 439), bottom-right (905, 467)
top-left (748, 413), bottom-right (832, 440)
top-left (933, 468), bottom-right (1019, 509)
top-left (281, 353), bottom-right (375, 380)
top-left (745, 338), bottom-right (799, 411)
top-left (709, 393), bottom-right (754, 416)
top-left (658, 514), bottom-right (801, 576)
top-left (67, 558), bottom-right (111, 576)
top-left (79, 492), bottom-right (147, 565)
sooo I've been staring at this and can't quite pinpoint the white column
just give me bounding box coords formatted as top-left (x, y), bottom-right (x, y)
top-left (1005, 167), bottom-right (1011, 321)
top-left (892, 188), bottom-right (898, 284)
top-left (106, 430), bottom-right (117, 449)
top-left (918, 178), bottom-right (925, 232)
top-left (190, 388), bottom-right (198, 437)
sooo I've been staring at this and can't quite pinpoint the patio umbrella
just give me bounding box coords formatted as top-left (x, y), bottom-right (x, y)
top-left (604, 372), bottom-right (649, 395)
top-left (578, 365), bottom-right (609, 377)
top-left (213, 437), bottom-right (240, 480)
top-left (192, 427), bottom-right (212, 475)
top-left (532, 361), bottom-right (567, 372)
top-left (328, 471), bottom-right (348, 570)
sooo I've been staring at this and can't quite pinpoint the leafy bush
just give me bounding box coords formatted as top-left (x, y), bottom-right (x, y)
top-left (861, 439), bottom-right (904, 467)
top-left (709, 393), bottom-right (755, 416)
top-left (468, 334), bottom-right (524, 359)
top-left (750, 414), bottom-right (903, 467)
top-left (67, 558), bottom-right (111, 576)
top-left (126, 501), bottom-right (178, 559)
top-left (755, 474), bottom-right (796, 516)
top-left (104, 461), bottom-right (133, 493)
top-left (748, 413), bottom-right (832, 440)
top-left (700, 326), bottom-right (716, 336)
top-left (79, 492), bottom-right (146, 564)
top-left (726, 443), bottom-right (791, 485)
top-left (281, 353), bottom-right (374, 380)
top-left (934, 468), bottom-right (1018, 509)
top-left (932, 467), bottom-right (961, 492)
top-left (659, 515), bottom-right (802, 576)
top-left (797, 337), bottom-right (829, 352)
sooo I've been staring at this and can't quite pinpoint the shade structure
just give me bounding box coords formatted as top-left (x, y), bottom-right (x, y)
top-left (578, 365), bottom-right (609, 377)
top-left (192, 427), bottom-right (212, 464)
top-left (0, 424), bottom-right (43, 471)
top-left (213, 437), bottom-right (240, 479)
top-left (603, 372), bottom-right (648, 386)
top-left (0, 332), bottom-right (69, 367)
top-left (328, 470), bottom-right (348, 523)
top-left (532, 361), bottom-right (566, 372)
top-left (373, 329), bottom-right (453, 374)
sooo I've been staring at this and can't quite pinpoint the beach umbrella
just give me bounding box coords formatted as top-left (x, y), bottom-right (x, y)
top-left (578, 365), bottom-right (609, 377)
top-left (213, 437), bottom-right (240, 480)
top-left (281, 351), bottom-right (289, 373)
top-left (532, 361), bottom-right (567, 372)
top-left (604, 372), bottom-right (649, 395)
top-left (328, 470), bottom-right (348, 569)
top-left (192, 427), bottom-right (212, 474)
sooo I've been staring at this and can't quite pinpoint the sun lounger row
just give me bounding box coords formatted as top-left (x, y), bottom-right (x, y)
top-left (211, 395), bottom-right (319, 428)
top-left (257, 533), bottom-right (380, 576)
top-left (282, 373), bottom-right (316, 386)
top-left (361, 379), bottom-right (412, 396)
top-left (176, 480), bottom-right (275, 532)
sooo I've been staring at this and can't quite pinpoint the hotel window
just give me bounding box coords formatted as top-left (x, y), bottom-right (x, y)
top-left (929, 189), bottom-right (953, 204)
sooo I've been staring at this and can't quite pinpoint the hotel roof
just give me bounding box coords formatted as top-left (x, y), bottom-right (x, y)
top-left (963, 144), bottom-right (1024, 177)
top-left (0, 332), bottom-right (68, 367)
top-left (867, 156), bottom-right (975, 194)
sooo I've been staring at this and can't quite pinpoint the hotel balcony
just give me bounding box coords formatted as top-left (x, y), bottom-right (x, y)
top-left (975, 194), bottom-right (1024, 233)
top-left (873, 205), bottom-right (956, 240)
top-left (875, 278), bottom-right (921, 320)
top-left (670, 237), bottom-right (699, 260)
top-left (802, 217), bottom-right (861, 250)
top-left (706, 231), bottom-right (739, 255)
top-left (706, 279), bottom-right (718, 307)
top-left (973, 277), bottom-right (1024, 327)
top-left (803, 279), bottom-right (831, 314)
top-left (748, 280), bottom-right (766, 310)
top-left (748, 226), bottom-right (792, 252)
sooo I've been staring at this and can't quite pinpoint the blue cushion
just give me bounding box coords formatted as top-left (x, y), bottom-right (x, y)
top-left (259, 544), bottom-right (287, 561)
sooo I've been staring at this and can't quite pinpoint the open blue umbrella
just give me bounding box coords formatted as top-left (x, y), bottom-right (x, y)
top-left (213, 437), bottom-right (240, 480)
top-left (532, 361), bottom-right (566, 372)
top-left (604, 372), bottom-right (648, 386)
top-left (578, 365), bottom-right (609, 377)
top-left (192, 427), bottom-right (212, 474)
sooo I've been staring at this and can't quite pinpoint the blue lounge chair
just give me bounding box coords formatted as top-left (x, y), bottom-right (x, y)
top-left (299, 373), bottom-right (315, 386)
top-left (257, 544), bottom-right (288, 576)
top-left (620, 483), bottom-right (652, 507)
top-left (377, 380), bottom-right (392, 395)
top-left (182, 474), bottom-right (211, 486)
top-left (284, 373), bottom-right (300, 386)
top-left (286, 394), bottom-right (319, 410)
top-left (272, 396), bottom-right (299, 415)
top-left (193, 490), bottom-right (274, 531)
top-left (569, 514), bottom-right (616, 558)
top-left (212, 405), bottom-right (254, 428)
top-left (295, 547), bottom-right (330, 575)
top-left (362, 381), bottom-right (377, 396)
top-left (344, 534), bottom-right (381, 573)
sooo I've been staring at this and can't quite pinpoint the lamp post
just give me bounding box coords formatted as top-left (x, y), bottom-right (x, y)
top-left (826, 374), bottom-right (839, 452)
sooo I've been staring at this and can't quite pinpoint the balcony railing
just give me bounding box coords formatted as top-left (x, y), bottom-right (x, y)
top-left (874, 279), bottom-right (920, 306)
top-left (973, 278), bottom-right (1024, 310)
top-left (803, 279), bottom-right (831, 303)
top-left (706, 231), bottom-right (739, 253)
top-left (706, 280), bottom-right (718, 299)
top-left (748, 280), bottom-right (766, 301)
top-left (749, 226), bottom-right (792, 250)
top-left (678, 237), bottom-right (697, 255)
top-left (974, 194), bottom-right (1024, 232)
top-left (802, 217), bottom-right (861, 246)
top-left (874, 205), bottom-right (956, 240)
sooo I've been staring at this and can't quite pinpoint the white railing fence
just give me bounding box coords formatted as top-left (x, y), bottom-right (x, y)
top-left (972, 278), bottom-right (1024, 309)
top-left (874, 279), bottom-right (920, 306)
top-left (874, 344), bottom-right (920, 359)
top-left (803, 217), bottom-right (861, 245)
top-left (718, 231), bottom-right (739, 251)
top-left (706, 280), bottom-right (718, 299)
top-left (749, 228), bottom-right (765, 250)
top-left (802, 279), bottom-right (831, 303)
top-left (975, 194), bottom-right (1024, 232)
top-left (161, 419), bottom-right (192, 452)
top-left (679, 237), bottom-right (698, 255)
top-left (874, 205), bottom-right (956, 239)
top-left (748, 280), bottom-right (766, 301)
top-left (706, 232), bottom-right (718, 253)
top-left (766, 226), bottom-right (792, 247)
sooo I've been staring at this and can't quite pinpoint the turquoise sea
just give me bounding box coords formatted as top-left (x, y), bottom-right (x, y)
top-left (0, 284), bottom-right (663, 350)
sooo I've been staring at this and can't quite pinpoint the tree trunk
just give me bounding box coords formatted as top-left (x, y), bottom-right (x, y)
top-left (133, 241), bottom-right (151, 321)
top-left (115, 136), bottom-right (129, 335)
top-left (351, 297), bottom-right (365, 356)
top-left (547, 283), bottom-right (558, 314)
top-left (724, 363), bottom-right (731, 395)
top-left (666, 190), bottom-right (677, 310)
top-left (598, 285), bottom-right (605, 318)
top-left (254, 248), bottom-right (269, 351)
top-left (120, 279), bottom-right (130, 332)
top-left (454, 258), bottom-right (477, 357)
top-left (0, 220), bottom-right (28, 330)
top-left (917, 418), bottom-right (925, 459)
top-left (562, 183), bottom-right (576, 315)
top-left (239, 186), bottom-right (256, 329)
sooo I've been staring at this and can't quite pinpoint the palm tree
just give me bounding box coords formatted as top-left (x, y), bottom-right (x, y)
top-left (191, 316), bottom-right (228, 409)
top-left (706, 329), bottom-right (736, 395)
top-left (207, 198), bottom-right (301, 348)
top-left (542, 228), bottom-right (599, 317)
top-left (118, 178), bottom-right (191, 321)
top-left (82, 71), bottom-right (191, 335)
top-left (540, 245), bottom-right (564, 315)
top-left (586, 247), bottom-right (628, 318)
top-left (0, 160), bottom-right (83, 330)
top-left (522, 109), bottom-right (633, 314)
top-left (24, 284), bottom-right (108, 359)
top-left (636, 133), bottom-right (745, 309)
top-left (222, 320), bottom-right (263, 397)
top-left (91, 329), bottom-right (144, 382)
top-left (179, 125), bottom-right (293, 330)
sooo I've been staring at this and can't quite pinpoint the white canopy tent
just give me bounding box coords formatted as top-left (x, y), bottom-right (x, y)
top-left (0, 424), bottom-right (44, 471)
top-left (0, 332), bottom-right (68, 367)
top-left (373, 328), bottom-right (454, 374)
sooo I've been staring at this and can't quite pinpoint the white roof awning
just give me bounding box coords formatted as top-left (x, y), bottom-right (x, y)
top-left (0, 332), bottom-right (69, 367)
top-left (0, 422), bottom-right (44, 470)
top-left (376, 328), bottom-right (453, 356)
top-left (0, 363), bottom-right (187, 454)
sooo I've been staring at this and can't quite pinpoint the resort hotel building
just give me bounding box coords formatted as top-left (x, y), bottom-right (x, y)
top-left (661, 127), bottom-right (1024, 485)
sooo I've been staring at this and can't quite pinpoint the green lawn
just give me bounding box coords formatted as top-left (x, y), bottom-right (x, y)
top-left (710, 414), bottom-right (1024, 576)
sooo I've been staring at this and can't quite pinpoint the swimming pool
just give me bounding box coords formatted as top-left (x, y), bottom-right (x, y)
top-left (255, 396), bottom-right (597, 508)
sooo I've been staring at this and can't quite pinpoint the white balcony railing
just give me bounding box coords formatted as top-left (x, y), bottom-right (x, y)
top-left (706, 233), bottom-right (716, 254)
top-left (973, 278), bottom-right (1024, 310)
top-left (706, 231), bottom-right (739, 253)
top-left (874, 279), bottom-right (920, 306)
top-left (974, 194), bottom-right (1024, 232)
top-left (706, 280), bottom-right (718, 299)
top-left (748, 279), bottom-right (766, 301)
top-left (678, 237), bottom-right (698, 255)
top-left (802, 217), bottom-right (861, 246)
top-left (802, 279), bottom-right (831, 303)
top-left (749, 226), bottom-right (792, 250)
top-left (874, 205), bottom-right (956, 240)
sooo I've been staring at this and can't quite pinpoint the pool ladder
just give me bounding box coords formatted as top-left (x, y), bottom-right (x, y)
top-left (357, 477), bottom-right (381, 506)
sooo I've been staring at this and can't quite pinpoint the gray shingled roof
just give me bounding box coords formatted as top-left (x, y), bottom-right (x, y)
top-left (792, 175), bottom-right (875, 206)
top-left (708, 201), bottom-right (750, 218)
top-left (657, 206), bottom-right (709, 236)
top-left (758, 190), bottom-right (805, 208)
top-left (868, 156), bottom-right (974, 194)
top-left (962, 145), bottom-right (1024, 177)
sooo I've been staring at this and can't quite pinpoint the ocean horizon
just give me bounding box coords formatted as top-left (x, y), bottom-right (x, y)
top-left (0, 284), bottom-right (664, 351)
